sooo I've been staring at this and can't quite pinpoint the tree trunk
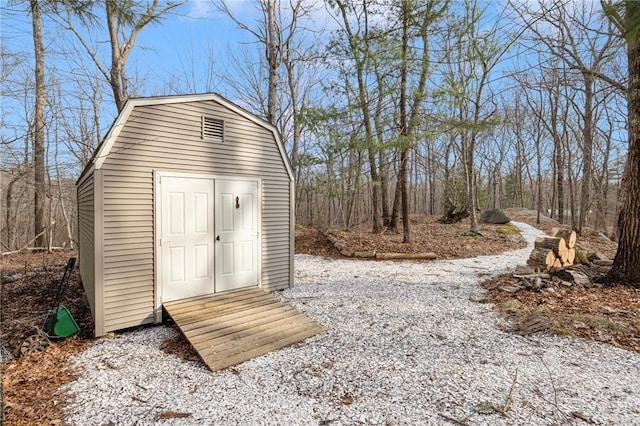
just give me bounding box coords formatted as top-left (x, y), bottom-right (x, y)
top-left (399, 1), bottom-right (410, 243)
top-left (465, 133), bottom-right (480, 234)
top-left (284, 54), bottom-right (299, 178)
top-left (105, 1), bottom-right (126, 113)
top-left (334, 0), bottom-right (381, 233)
top-left (577, 72), bottom-right (594, 234)
top-left (31, 0), bottom-right (46, 248)
top-left (5, 174), bottom-right (23, 250)
top-left (389, 169), bottom-right (401, 231)
top-left (266, 0), bottom-right (278, 125)
top-left (555, 139), bottom-right (564, 224)
top-left (607, 6), bottom-right (640, 286)
top-left (400, 147), bottom-right (410, 242)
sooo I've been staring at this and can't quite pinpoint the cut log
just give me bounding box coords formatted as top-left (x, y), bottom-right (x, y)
top-left (513, 273), bottom-right (551, 280)
top-left (587, 251), bottom-right (609, 262)
top-left (553, 258), bottom-right (563, 269)
top-left (437, 206), bottom-right (469, 224)
top-left (527, 247), bottom-right (556, 270)
top-left (376, 252), bottom-right (437, 260)
top-left (593, 259), bottom-right (613, 266)
top-left (574, 248), bottom-right (590, 265)
top-left (323, 232), bottom-right (343, 251)
top-left (566, 248), bottom-right (576, 265)
top-left (554, 229), bottom-right (577, 249)
top-left (591, 264), bottom-right (612, 274)
top-left (556, 265), bottom-right (594, 286)
top-left (534, 236), bottom-right (568, 260)
top-left (549, 227), bottom-right (560, 237)
top-left (340, 249), bottom-right (354, 257)
top-left (353, 251), bottom-right (376, 258)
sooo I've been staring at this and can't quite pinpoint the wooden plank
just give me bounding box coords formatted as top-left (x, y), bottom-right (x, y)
top-left (206, 326), bottom-right (324, 372)
top-left (197, 318), bottom-right (321, 358)
top-left (186, 310), bottom-right (309, 346)
top-left (170, 298), bottom-right (282, 325)
top-left (169, 290), bottom-right (271, 314)
top-left (164, 287), bottom-right (263, 313)
top-left (193, 314), bottom-right (312, 355)
top-left (179, 302), bottom-right (297, 335)
top-left (163, 288), bottom-right (325, 372)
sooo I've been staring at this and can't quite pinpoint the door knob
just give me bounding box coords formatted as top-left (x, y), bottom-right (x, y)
top-left (216, 235), bottom-right (220, 241)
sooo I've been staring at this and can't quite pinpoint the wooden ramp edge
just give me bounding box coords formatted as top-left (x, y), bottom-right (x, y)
top-left (163, 287), bottom-right (325, 371)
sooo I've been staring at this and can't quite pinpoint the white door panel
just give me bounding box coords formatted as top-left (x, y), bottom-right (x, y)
top-left (160, 177), bottom-right (214, 302)
top-left (215, 179), bottom-right (259, 291)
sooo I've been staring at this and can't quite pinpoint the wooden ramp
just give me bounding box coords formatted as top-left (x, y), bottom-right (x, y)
top-left (163, 287), bottom-right (325, 371)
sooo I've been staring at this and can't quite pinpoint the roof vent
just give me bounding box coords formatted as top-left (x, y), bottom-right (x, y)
top-left (202, 116), bottom-right (224, 141)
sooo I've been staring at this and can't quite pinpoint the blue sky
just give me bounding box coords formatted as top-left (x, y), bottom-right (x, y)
top-left (1, 0), bottom-right (333, 114)
top-left (133, 1), bottom-right (255, 91)
top-left (1, 1), bottom-right (272, 95)
top-left (0, 0), bottom-right (335, 174)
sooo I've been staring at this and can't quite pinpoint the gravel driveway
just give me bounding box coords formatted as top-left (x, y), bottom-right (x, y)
top-left (63, 222), bottom-right (640, 425)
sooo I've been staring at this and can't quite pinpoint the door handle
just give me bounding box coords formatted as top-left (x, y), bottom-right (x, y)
top-left (216, 235), bottom-right (220, 241)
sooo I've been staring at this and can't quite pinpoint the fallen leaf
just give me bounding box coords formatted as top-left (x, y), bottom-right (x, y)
top-left (157, 411), bottom-right (192, 419)
top-left (473, 401), bottom-right (498, 415)
top-left (341, 392), bottom-right (354, 405)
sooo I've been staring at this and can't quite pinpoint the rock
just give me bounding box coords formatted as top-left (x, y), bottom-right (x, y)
top-left (479, 208), bottom-right (511, 224)
top-left (587, 251), bottom-right (609, 262)
top-left (1, 274), bottom-right (21, 284)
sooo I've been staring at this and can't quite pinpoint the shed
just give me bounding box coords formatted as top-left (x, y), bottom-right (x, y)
top-left (76, 93), bottom-right (294, 337)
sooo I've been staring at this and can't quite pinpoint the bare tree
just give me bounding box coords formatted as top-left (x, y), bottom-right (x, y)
top-left (214, 0), bottom-right (321, 186)
top-left (30, 0), bottom-right (46, 248)
top-left (330, 0), bottom-right (383, 232)
top-left (513, 0), bottom-right (624, 233)
top-left (442, 0), bottom-right (506, 234)
top-left (395, 0), bottom-right (448, 242)
top-left (63, 0), bottom-right (185, 112)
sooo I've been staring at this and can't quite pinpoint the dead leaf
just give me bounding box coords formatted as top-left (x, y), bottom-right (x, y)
top-left (473, 401), bottom-right (498, 415)
top-left (341, 392), bottom-right (354, 405)
top-left (157, 411), bottom-right (192, 419)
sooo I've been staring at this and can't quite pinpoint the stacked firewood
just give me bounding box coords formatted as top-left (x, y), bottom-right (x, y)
top-left (527, 228), bottom-right (577, 270)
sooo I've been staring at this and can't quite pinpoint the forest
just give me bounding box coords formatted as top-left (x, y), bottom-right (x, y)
top-left (1, 0), bottom-right (638, 282)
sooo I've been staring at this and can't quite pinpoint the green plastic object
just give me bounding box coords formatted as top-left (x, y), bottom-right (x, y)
top-left (43, 305), bottom-right (80, 338)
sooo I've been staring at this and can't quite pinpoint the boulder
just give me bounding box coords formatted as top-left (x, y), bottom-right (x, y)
top-left (480, 208), bottom-right (511, 224)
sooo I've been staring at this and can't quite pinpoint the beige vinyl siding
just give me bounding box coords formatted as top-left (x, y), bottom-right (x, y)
top-left (98, 99), bottom-right (291, 333)
top-left (77, 172), bottom-right (96, 316)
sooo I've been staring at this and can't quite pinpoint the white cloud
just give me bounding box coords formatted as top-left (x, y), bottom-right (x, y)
top-left (184, 0), bottom-right (218, 20)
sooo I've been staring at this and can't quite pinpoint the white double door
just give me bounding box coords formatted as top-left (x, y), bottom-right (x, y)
top-left (160, 176), bottom-right (259, 303)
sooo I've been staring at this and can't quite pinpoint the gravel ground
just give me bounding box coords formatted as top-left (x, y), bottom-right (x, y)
top-left (63, 222), bottom-right (640, 425)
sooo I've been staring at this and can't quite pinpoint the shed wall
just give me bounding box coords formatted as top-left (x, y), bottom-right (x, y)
top-left (77, 171), bottom-right (96, 316)
top-left (99, 100), bottom-right (292, 333)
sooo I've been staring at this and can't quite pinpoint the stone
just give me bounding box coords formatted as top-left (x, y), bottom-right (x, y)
top-left (479, 208), bottom-right (511, 224)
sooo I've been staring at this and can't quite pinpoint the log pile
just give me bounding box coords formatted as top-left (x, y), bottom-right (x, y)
top-left (500, 228), bottom-right (614, 294)
top-left (527, 228), bottom-right (577, 270)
